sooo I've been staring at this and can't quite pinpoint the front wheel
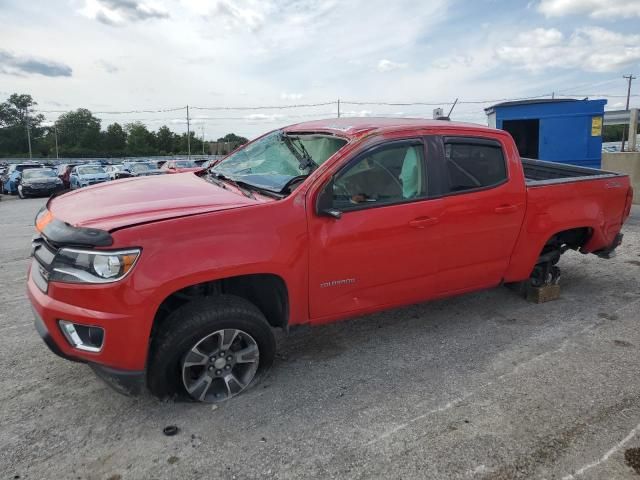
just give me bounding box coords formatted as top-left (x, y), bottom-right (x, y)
top-left (148, 295), bottom-right (276, 403)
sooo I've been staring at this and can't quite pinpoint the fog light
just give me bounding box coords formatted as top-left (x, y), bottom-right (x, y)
top-left (59, 320), bottom-right (104, 352)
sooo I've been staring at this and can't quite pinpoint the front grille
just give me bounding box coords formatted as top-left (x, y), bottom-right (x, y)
top-left (33, 237), bottom-right (57, 268)
top-left (31, 259), bottom-right (49, 293)
top-left (31, 236), bottom-right (58, 293)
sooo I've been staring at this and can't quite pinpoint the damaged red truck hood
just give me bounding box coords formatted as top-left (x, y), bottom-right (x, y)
top-left (48, 173), bottom-right (259, 231)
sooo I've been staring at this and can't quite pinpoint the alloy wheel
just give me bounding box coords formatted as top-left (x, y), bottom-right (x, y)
top-left (181, 328), bottom-right (260, 402)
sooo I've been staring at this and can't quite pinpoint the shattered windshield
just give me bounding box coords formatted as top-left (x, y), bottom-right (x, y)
top-left (211, 130), bottom-right (347, 192)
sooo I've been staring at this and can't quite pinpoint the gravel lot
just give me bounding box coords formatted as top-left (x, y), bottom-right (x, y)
top-left (1, 195), bottom-right (639, 480)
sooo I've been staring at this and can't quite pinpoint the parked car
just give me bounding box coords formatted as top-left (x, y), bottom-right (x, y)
top-left (56, 163), bottom-right (81, 189)
top-left (201, 158), bottom-right (221, 169)
top-left (2, 163), bottom-right (45, 194)
top-left (104, 164), bottom-right (132, 180)
top-left (69, 164), bottom-right (110, 189)
top-left (160, 159), bottom-right (201, 173)
top-left (16, 168), bottom-right (64, 199)
top-left (121, 161), bottom-right (165, 177)
top-left (27, 118), bottom-right (633, 403)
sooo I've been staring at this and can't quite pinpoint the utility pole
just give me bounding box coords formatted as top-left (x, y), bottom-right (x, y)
top-left (621, 74), bottom-right (636, 152)
top-left (186, 105), bottom-right (191, 159)
top-left (337, 98), bottom-right (340, 118)
top-left (54, 124), bottom-right (59, 159)
top-left (25, 115), bottom-right (33, 160)
top-left (201, 125), bottom-right (205, 155)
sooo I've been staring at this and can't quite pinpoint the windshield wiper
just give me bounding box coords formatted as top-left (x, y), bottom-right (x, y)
top-left (281, 133), bottom-right (317, 172)
top-left (206, 171), bottom-right (227, 189)
top-left (211, 172), bottom-right (256, 199)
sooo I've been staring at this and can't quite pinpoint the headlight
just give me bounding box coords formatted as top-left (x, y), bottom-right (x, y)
top-left (49, 248), bottom-right (141, 284)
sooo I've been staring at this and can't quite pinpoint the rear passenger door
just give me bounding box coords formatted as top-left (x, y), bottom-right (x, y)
top-left (433, 136), bottom-right (526, 294)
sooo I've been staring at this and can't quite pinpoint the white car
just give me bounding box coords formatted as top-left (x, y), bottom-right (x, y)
top-left (104, 164), bottom-right (129, 180)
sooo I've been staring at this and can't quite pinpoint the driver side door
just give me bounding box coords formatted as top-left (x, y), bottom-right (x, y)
top-left (307, 137), bottom-right (444, 321)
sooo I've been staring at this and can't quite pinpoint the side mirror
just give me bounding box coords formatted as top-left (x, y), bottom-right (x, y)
top-left (316, 178), bottom-right (342, 219)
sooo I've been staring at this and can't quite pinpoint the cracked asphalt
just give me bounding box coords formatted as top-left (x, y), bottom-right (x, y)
top-left (1, 195), bottom-right (639, 480)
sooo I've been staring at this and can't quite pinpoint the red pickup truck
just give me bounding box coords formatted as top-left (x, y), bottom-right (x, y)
top-left (28, 118), bottom-right (633, 403)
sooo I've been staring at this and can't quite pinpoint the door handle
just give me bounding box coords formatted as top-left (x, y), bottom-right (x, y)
top-left (494, 204), bottom-right (518, 214)
top-left (409, 217), bottom-right (439, 228)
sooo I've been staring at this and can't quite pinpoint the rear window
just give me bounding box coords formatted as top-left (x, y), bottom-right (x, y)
top-left (23, 169), bottom-right (56, 179)
top-left (443, 140), bottom-right (507, 193)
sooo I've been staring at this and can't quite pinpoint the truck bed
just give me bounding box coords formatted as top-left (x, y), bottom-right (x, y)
top-left (522, 158), bottom-right (623, 186)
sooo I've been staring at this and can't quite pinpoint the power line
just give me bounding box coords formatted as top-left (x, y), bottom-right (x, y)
top-left (191, 101), bottom-right (337, 111)
top-left (40, 112), bottom-right (341, 123)
top-left (37, 106), bottom-right (187, 114)
top-left (34, 92), bottom-right (640, 118)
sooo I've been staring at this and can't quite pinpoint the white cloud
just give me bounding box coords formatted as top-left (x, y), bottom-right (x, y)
top-left (341, 110), bottom-right (373, 117)
top-left (8, 0), bottom-right (639, 141)
top-left (496, 27), bottom-right (640, 72)
top-left (280, 92), bottom-right (303, 100)
top-left (80, 0), bottom-right (169, 26)
top-left (244, 113), bottom-right (285, 122)
top-left (377, 59), bottom-right (408, 72)
top-left (432, 54), bottom-right (473, 69)
top-left (537, 0), bottom-right (640, 18)
top-left (209, 0), bottom-right (266, 32)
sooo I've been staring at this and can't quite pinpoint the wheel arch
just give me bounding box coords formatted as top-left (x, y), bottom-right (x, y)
top-left (150, 273), bottom-right (290, 344)
top-left (539, 226), bottom-right (593, 257)
top-left (504, 225), bottom-right (594, 282)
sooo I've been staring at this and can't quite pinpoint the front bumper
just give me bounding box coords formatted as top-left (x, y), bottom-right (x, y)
top-left (22, 185), bottom-right (64, 197)
top-left (32, 307), bottom-right (145, 395)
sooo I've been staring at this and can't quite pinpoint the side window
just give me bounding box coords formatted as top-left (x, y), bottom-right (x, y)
top-left (332, 142), bottom-right (426, 209)
top-left (443, 140), bottom-right (507, 193)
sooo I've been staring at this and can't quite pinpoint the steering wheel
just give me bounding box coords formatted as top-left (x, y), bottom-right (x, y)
top-left (333, 180), bottom-right (353, 200)
top-left (372, 160), bottom-right (403, 190)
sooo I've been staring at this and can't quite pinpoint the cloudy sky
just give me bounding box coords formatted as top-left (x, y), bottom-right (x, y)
top-left (1, 0), bottom-right (639, 139)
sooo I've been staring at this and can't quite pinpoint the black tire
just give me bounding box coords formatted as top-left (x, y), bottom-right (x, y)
top-left (147, 295), bottom-right (276, 402)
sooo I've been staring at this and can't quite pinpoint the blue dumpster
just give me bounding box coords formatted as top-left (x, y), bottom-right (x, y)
top-left (485, 99), bottom-right (607, 168)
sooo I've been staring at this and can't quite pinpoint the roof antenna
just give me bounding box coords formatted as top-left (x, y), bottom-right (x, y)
top-left (436, 98), bottom-right (458, 121)
top-left (447, 97), bottom-right (459, 118)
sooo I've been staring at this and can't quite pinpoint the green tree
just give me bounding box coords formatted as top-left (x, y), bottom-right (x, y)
top-left (177, 131), bottom-right (204, 154)
top-left (602, 124), bottom-right (639, 143)
top-left (156, 125), bottom-right (176, 154)
top-left (126, 121), bottom-right (156, 155)
top-left (0, 93), bottom-right (45, 156)
top-left (55, 108), bottom-right (102, 154)
top-left (217, 133), bottom-right (249, 144)
top-left (104, 123), bottom-right (127, 153)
